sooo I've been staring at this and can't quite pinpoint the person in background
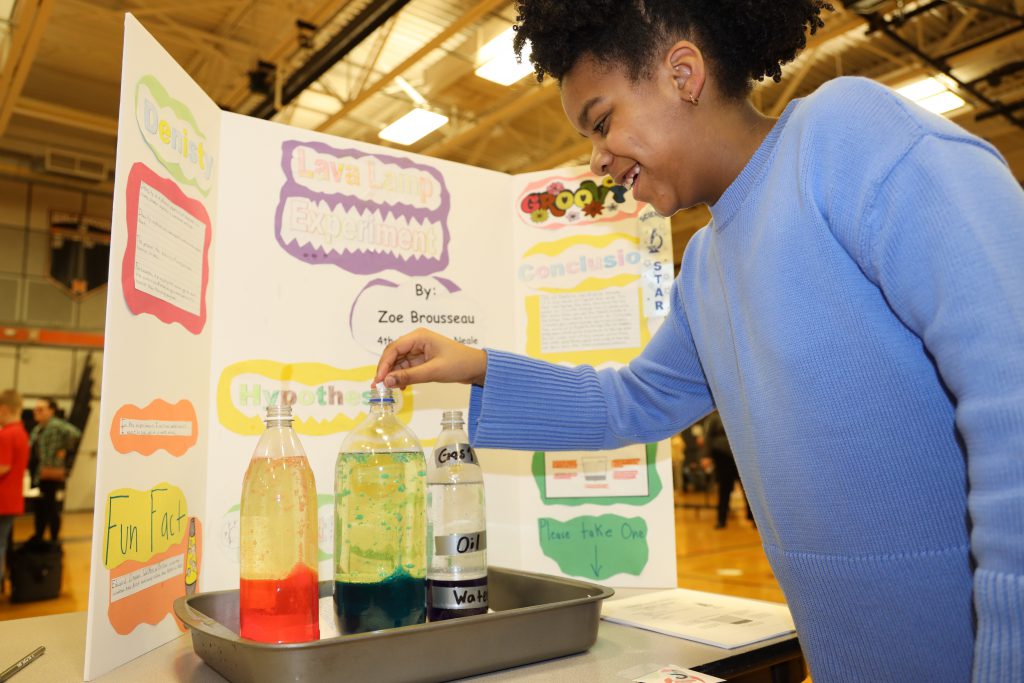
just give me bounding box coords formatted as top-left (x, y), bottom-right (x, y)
top-left (29, 398), bottom-right (80, 543)
top-left (374, 1), bottom-right (1024, 680)
top-left (670, 432), bottom-right (685, 492)
top-left (678, 423), bottom-right (707, 494)
top-left (0, 389), bottom-right (30, 581)
top-left (702, 412), bottom-right (751, 529)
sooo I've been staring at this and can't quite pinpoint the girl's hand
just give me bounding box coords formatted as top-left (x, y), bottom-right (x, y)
top-left (374, 328), bottom-right (487, 390)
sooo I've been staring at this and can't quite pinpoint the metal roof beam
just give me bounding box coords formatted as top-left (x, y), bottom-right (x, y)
top-left (873, 15), bottom-right (1024, 128)
top-left (0, 0), bottom-right (55, 138)
top-left (249, 0), bottom-right (411, 120)
top-left (941, 0), bottom-right (1024, 22)
top-left (422, 81), bottom-right (557, 158)
top-left (221, 0), bottom-right (354, 110)
top-left (940, 23), bottom-right (1024, 58)
top-left (12, 98), bottom-right (118, 137)
top-left (315, 0), bottom-right (507, 132)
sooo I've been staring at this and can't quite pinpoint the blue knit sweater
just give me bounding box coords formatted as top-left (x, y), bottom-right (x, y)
top-left (469, 77), bottom-right (1024, 682)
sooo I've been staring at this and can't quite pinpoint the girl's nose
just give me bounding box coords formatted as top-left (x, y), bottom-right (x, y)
top-left (590, 144), bottom-right (611, 177)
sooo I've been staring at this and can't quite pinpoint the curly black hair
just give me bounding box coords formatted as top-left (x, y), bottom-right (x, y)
top-left (513, 0), bottom-right (833, 99)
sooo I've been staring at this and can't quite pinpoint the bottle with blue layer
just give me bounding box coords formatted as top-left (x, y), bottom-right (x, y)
top-left (334, 386), bottom-right (427, 633)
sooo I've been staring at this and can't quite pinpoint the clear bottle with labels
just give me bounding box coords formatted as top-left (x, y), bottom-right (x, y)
top-left (426, 410), bottom-right (488, 621)
top-left (239, 404), bottom-right (320, 643)
top-left (334, 386), bottom-right (427, 633)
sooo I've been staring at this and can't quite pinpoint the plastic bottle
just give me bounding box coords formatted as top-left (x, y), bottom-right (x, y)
top-left (239, 404), bottom-right (320, 643)
top-left (334, 386), bottom-right (427, 633)
top-left (426, 410), bottom-right (488, 621)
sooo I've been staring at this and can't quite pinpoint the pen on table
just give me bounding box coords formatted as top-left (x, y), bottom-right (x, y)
top-left (0, 646), bottom-right (45, 682)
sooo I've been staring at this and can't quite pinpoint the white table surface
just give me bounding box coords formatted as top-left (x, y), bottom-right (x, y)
top-left (0, 592), bottom-right (801, 683)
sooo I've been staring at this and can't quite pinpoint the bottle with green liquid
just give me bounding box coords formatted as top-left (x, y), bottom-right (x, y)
top-left (334, 386), bottom-right (427, 633)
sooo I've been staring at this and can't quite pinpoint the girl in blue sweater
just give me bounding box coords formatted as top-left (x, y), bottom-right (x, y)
top-left (375, 2), bottom-right (1024, 680)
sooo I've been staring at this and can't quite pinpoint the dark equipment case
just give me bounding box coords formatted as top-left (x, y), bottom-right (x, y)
top-left (9, 538), bottom-right (63, 603)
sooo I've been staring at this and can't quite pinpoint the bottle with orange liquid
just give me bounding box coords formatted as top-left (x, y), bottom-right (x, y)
top-left (239, 404), bottom-right (320, 643)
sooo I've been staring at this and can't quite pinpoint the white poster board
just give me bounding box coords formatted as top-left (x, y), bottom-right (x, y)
top-left (85, 15), bottom-right (676, 679)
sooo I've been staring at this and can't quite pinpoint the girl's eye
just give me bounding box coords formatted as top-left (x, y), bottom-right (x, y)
top-left (594, 115), bottom-right (608, 136)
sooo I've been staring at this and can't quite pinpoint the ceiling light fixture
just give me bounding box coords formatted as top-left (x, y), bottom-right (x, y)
top-left (475, 27), bottom-right (534, 86)
top-left (895, 77), bottom-right (966, 115)
top-left (379, 108), bottom-right (449, 145)
top-left (395, 76), bottom-right (427, 106)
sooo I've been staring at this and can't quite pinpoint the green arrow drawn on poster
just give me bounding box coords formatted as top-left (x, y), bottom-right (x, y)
top-left (538, 514), bottom-right (648, 581)
top-left (590, 545), bottom-right (603, 577)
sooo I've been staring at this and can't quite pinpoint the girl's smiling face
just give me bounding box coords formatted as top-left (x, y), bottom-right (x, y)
top-left (561, 51), bottom-right (707, 217)
top-left (561, 54), bottom-right (696, 218)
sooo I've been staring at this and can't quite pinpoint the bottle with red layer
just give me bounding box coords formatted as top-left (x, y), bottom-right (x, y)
top-left (239, 404), bottom-right (320, 643)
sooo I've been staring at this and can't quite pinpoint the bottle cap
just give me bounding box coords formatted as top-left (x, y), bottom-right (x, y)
top-left (369, 384), bottom-right (396, 404)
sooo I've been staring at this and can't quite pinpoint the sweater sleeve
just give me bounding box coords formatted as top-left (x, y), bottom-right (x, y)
top-left (860, 133), bottom-right (1024, 682)
top-left (0, 431), bottom-right (12, 472)
top-left (470, 278), bottom-right (714, 450)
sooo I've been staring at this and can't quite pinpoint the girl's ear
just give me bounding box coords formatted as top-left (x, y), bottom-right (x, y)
top-left (665, 41), bottom-right (706, 105)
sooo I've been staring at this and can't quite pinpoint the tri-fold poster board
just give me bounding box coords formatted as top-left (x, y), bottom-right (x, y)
top-left (84, 14), bottom-right (676, 679)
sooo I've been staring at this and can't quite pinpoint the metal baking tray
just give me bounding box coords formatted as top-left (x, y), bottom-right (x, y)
top-left (173, 566), bottom-right (614, 683)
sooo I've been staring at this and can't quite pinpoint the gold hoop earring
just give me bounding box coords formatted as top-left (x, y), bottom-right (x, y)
top-left (688, 93), bottom-right (699, 106)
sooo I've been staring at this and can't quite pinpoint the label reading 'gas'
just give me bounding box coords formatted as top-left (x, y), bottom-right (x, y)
top-left (433, 443), bottom-right (478, 468)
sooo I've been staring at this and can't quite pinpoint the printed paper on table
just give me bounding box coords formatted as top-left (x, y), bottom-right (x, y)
top-left (602, 589), bottom-right (797, 650)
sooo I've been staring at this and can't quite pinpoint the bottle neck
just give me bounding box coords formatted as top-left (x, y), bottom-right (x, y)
top-left (441, 410), bottom-right (464, 432)
top-left (370, 401), bottom-right (397, 417)
top-left (263, 404), bottom-right (294, 430)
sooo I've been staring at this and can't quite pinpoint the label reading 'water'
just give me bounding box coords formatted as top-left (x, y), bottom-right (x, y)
top-left (434, 531), bottom-right (487, 556)
top-left (433, 443), bottom-right (478, 468)
top-left (429, 582), bottom-right (489, 610)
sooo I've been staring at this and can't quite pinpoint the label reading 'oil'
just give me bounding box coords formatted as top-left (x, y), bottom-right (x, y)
top-left (434, 531), bottom-right (486, 556)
